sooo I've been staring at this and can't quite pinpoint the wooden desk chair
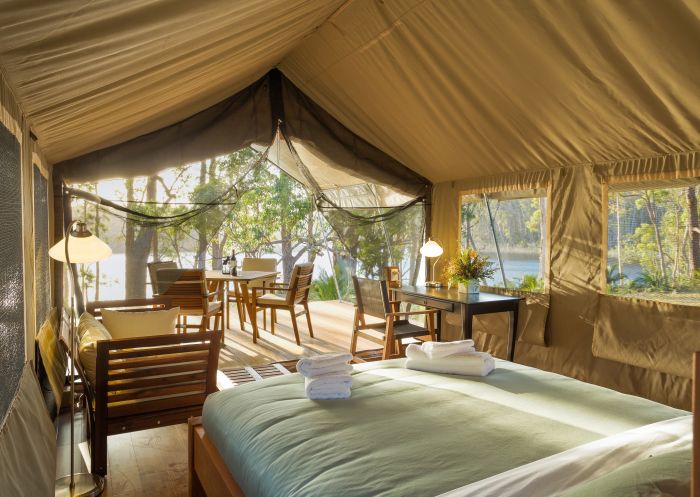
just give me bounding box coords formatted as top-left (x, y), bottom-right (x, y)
top-left (147, 260), bottom-right (178, 296)
top-left (250, 262), bottom-right (314, 345)
top-left (351, 276), bottom-right (437, 359)
top-left (157, 269), bottom-right (223, 339)
top-left (225, 257), bottom-right (277, 330)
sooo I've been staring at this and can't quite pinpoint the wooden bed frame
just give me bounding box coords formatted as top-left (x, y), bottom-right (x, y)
top-left (188, 353), bottom-right (700, 497)
top-left (189, 417), bottom-right (245, 497)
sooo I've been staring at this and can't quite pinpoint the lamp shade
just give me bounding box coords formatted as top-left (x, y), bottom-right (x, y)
top-left (420, 239), bottom-right (443, 258)
top-left (49, 233), bottom-right (112, 263)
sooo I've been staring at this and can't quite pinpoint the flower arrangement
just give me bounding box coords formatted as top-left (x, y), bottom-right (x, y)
top-left (443, 248), bottom-right (496, 290)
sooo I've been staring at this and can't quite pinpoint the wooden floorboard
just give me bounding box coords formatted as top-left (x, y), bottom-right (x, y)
top-left (57, 300), bottom-right (380, 497)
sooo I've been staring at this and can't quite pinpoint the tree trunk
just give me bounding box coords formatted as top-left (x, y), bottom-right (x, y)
top-left (196, 160), bottom-right (208, 269)
top-left (125, 177), bottom-right (157, 298)
top-left (642, 192), bottom-right (667, 282)
top-left (687, 186), bottom-right (700, 275)
top-left (281, 224), bottom-right (294, 283)
top-left (538, 196), bottom-right (547, 281)
top-left (211, 233), bottom-right (227, 270)
top-left (152, 230), bottom-right (159, 262)
top-left (615, 194), bottom-right (623, 284)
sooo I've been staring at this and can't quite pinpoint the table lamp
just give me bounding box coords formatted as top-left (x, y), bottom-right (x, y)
top-left (49, 220), bottom-right (111, 497)
top-left (420, 238), bottom-right (444, 288)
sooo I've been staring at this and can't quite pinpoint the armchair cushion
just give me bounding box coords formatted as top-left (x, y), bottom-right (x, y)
top-left (256, 293), bottom-right (286, 305)
top-left (101, 307), bottom-right (180, 339)
top-left (35, 308), bottom-right (67, 413)
top-left (78, 313), bottom-right (112, 384)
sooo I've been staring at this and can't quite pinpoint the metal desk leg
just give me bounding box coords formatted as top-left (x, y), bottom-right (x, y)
top-left (461, 304), bottom-right (474, 341)
top-left (507, 303), bottom-right (519, 362)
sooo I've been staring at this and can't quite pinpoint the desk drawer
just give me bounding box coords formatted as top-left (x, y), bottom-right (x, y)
top-left (399, 294), bottom-right (454, 313)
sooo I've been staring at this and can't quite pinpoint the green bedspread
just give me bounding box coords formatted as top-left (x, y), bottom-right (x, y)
top-left (202, 360), bottom-right (688, 497)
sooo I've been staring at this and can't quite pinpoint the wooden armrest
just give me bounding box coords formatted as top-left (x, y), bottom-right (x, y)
top-left (87, 296), bottom-right (173, 314)
top-left (386, 310), bottom-right (438, 317)
top-left (98, 330), bottom-right (221, 349)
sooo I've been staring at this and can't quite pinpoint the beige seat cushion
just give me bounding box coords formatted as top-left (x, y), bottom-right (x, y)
top-left (257, 293), bottom-right (286, 305)
top-left (101, 307), bottom-right (180, 339)
top-left (78, 313), bottom-right (112, 385)
top-left (35, 308), bottom-right (67, 411)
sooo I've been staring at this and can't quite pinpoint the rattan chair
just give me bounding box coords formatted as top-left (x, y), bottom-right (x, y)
top-left (351, 276), bottom-right (437, 359)
top-left (250, 263), bottom-right (314, 345)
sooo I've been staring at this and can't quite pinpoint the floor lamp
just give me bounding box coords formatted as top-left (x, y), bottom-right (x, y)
top-left (49, 220), bottom-right (111, 497)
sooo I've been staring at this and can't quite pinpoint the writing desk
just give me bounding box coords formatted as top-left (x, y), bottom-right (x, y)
top-left (393, 285), bottom-right (522, 361)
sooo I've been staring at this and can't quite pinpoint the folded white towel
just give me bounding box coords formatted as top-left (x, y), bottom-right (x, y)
top-left (304, 375), bottom-right (353, 400)
top-left (300, 363), bottom-right (353, 378)
top-left (420, 339), bottom-right (475, 359)
top-left (297, 353), bottom-right (353, 378)
top-left (405, 344), bottom-right (495, 377)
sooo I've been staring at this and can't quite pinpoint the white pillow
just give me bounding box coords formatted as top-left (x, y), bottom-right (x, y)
top-left (101, 307), bottom-right (180, 339)
top-left (77, 313), bottom-right (112, 385)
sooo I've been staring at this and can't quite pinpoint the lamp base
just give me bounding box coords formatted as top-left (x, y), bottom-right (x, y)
top-left (424, 281), bottom-right (443, 288)
top-left (56, 473), bottom-right (105, 497)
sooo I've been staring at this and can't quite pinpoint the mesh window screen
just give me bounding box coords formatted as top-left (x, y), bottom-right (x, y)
top-left (460, 191), bottom-right (547, 291)
top-left (0, 123), bottom-right (24, 422)
top-left (607, 182), bottom-right (700, 305)
top-left (33, 166), bottom-right (51, 327)
top-left (67, 143), bottom-right (427, 303)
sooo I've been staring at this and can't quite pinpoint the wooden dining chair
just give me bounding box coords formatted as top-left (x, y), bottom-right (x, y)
top-left (351, 276), bottom-right (437, 359)
top-left (157, 269), bottom-right (224, 341)
top-left (249, 263), bottom-right (314, 345)
top-left (225, 257), bottom-right (277, 330)
top-left (147, 260), bottom-right (178, 296)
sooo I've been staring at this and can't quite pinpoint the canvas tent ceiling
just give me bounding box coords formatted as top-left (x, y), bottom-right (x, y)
top-left (1, 0), bottom-right (698, 184)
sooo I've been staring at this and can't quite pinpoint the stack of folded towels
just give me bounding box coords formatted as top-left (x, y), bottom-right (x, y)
top-left (297, 353), bottom-right (353, 400)
top-left (405, 339), bottom-right (495, 377)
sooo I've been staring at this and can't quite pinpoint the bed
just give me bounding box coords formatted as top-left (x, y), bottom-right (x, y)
top-left (188, 359), bottom-right (691, 497)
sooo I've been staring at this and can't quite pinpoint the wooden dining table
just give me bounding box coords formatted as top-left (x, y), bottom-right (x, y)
top-left (206, 270), bottom-right (279, 331)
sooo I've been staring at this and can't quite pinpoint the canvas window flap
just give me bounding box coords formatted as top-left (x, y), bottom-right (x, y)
top-left (592, 294), bottom-right (700, 379)
top-left (0, 362), bottom-right (56, 497)
top-left (473, 286), bottom-right (549, 347)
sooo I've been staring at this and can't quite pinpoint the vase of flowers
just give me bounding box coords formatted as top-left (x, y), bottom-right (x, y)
top-left (444, 248), bottom-right (496, 294)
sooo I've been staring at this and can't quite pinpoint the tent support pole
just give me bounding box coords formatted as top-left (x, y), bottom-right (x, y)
top-left (483, 194), bottom-right (507, 287)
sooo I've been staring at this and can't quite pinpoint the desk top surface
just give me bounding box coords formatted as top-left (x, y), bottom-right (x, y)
top-left (396, 285), bottom-right (522, 304)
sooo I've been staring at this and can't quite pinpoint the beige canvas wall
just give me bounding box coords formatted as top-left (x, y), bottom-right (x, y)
top-left (432, 151), bottom-right (698, 410)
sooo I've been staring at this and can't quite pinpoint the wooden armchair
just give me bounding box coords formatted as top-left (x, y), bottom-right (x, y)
top-left (82, 298), bottom-right (221, 476)
top-left (351, 276), bottom-right (437, 359)
top-left (225, 257), bottom-right (277, 331)
top-left (147, 260), bottom-right (178, 296)
top-left (157, 268), bottom-right (224, 338)
top-left (249, 262), bottom-right (314, 345)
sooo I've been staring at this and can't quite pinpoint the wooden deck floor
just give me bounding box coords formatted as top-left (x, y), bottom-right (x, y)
top-left (57, 300), bottom-right (377, 497)
top-left (218, 300), bottom-right (378, 369)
